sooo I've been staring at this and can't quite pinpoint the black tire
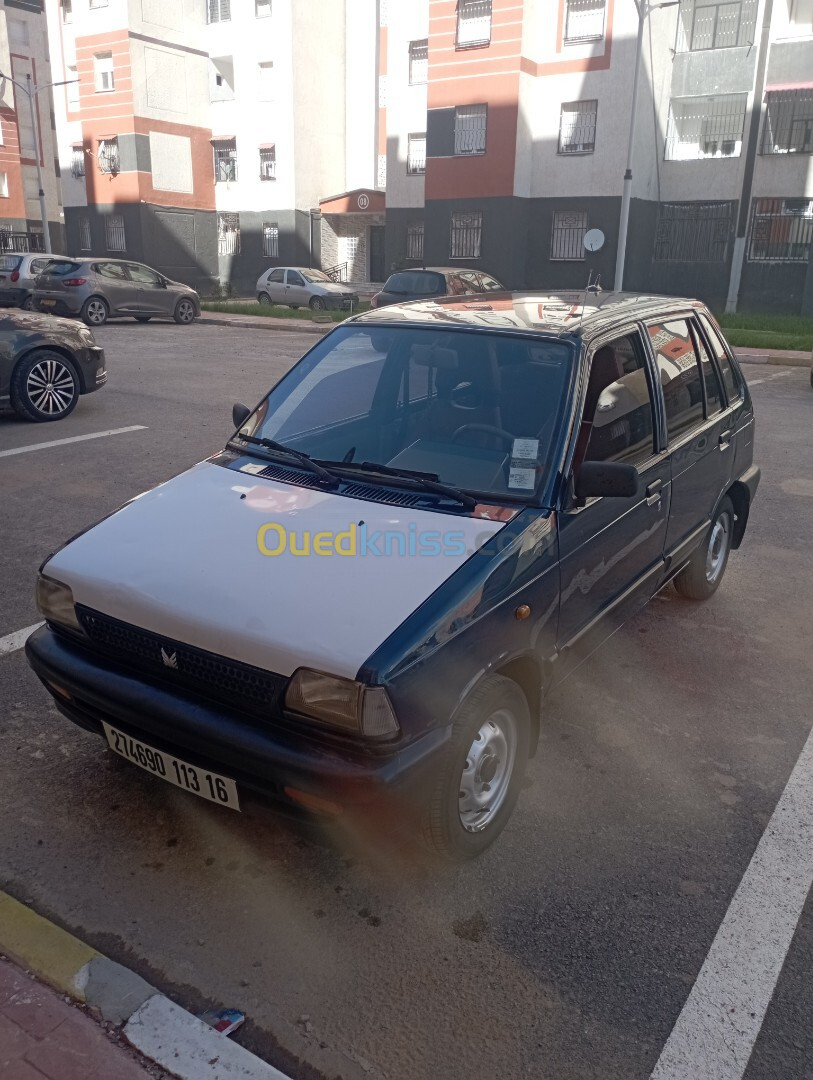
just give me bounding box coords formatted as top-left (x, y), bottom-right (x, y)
top-left (309, 296), bottom-right (326, 311)
top-left (20, 294), bottom-right (34, 312)
top-left (258, 292), bottom-right (272, 306)
top-left (10, 350), bottom-right (80, 422)
top-left (673, 496), bottom-right (735, 601)
top-left (173, 298), bottom-right (196, 325)
top-left (81, 296), bottom-right (109, 326)
top-left (134, 316), bottom-right (151, 323)
top-left (422, 675), bottom-right (530, 861)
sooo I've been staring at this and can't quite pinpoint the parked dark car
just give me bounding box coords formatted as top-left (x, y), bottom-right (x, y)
top-left (0, 309), bottom-right (106, 422)
top-left (34, 259), bottom-right (200, 326)
top-left (26, 291), bottom-right (757, 859)
top-left (370, 267), bottom-right (504, 308)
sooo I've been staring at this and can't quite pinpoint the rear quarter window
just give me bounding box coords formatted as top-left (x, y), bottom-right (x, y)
top-left (698, 313), bottom-right (743, 404)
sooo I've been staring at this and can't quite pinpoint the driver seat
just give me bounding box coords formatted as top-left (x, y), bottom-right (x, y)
top-left (421, 343), bottom-right (502, 448)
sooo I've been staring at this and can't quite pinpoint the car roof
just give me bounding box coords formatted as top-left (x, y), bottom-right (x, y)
top-left (386, 267), bottom-right (494, 278)
top-left (353, 290), bottom-right (707, 339)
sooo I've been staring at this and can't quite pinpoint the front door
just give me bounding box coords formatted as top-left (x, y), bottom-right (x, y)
top-left (369, 226), bottom-right (386, 283)
top-left (127, 262), bottom-right (172, 315)
top-left (95, 262), bottom-right (139, 315)
top-left (557, 329), bottom-right (671, 668)
top-left (284, 269), bottom-right (309, 307)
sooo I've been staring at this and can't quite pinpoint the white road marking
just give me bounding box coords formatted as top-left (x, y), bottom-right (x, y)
top-left (0, 622), bottom-right (44, 656)
top-left (650, 723), bottom-right (813, 1080)
top-left (747, 371), bottom-right (793, 388)
top-left (0, 425), bottom-right (147, 459)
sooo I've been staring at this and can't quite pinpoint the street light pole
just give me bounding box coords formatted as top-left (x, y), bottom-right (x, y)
top-left (613, 0), bottom-right (679, 292)
top-left (0, 71), bottom-right (78, 255)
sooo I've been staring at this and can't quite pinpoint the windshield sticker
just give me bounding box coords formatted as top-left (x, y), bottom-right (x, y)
top-left (511, 438), bottom-right (539, 461)
top-left (240, 463), bottom-right (267, 475)
top-left (509, 466), bottom-right (537, 490)
top-left (509, 438), bottom-right (539, 489)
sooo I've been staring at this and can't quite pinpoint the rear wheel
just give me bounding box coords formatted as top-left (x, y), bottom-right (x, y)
top-left (422, 675), bottom-right (530, 861)
top-left (20, 294), bottom-right (34, 312)
top-left (673, 496), bottom-right (734, 601)
top-left (10, 350), bottom-right (80, 422)
top-left (173, 298), bottom-right (196, 325)
top-left (258, 292), bottom-right (272, 305)
top-left (309, 296), bottom-right (326, 311)
top-left (134, 316), bottom-right (151, 323)
top-left (81, 296), bottom-right (109, 326)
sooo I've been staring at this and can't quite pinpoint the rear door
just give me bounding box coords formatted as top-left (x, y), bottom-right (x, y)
top-left (264, 268), bottom-right (286, 303)
top-left (644, 316), bottom-right (734, 567)
top-left (557, 328), bottom-right (671, 664)
top-left (284, 269), bottom-right (310, 307)
top-left (127, 262), bottom-right (172, 315)
top-left (96, 262), bottom-right (138, 314)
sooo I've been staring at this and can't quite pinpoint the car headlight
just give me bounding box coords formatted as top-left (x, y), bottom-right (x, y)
top-left (285, 669), bottom-right (399, 738)
top-left (36, 574), bottom-right (85, 635)
top-left (77, 326), bottom-right (96, 346)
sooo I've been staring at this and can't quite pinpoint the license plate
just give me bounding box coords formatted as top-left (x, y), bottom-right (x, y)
top-left (40, 299), bottom-right (56, 307)
top-left (102, 723), bottom-right (240, 811)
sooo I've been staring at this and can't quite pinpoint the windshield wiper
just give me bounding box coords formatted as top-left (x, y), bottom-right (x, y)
top-left (233, 434), bottom-right (340, 487)
top-left (324, 460), bottom-right (477, 511)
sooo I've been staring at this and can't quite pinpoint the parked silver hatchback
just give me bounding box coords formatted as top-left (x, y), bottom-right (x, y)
top-left (34, 258), bottom-right (201, 326)
top-left (0, 253), bottom-right (76, 311)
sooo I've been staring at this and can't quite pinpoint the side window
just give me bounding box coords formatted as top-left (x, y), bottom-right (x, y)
top-left (267, 268), bottom-right (285, 283)
top-left (582, 333), bottom-right (655, 466)
top-left (689, 318), bottom-right (723, 416)
top-left (479, 274), bottom-right (503, 291)
top-left (457, 271), bottom-right (482, 292)
top-left (287, 270), bottom-right (304, 286)
top-left (126, 263), bottom-right (161, 285)
top-left (447, 274), bottom-right (468, 295)
top-left (648, 319), bottom-right (704, 441)
top-left (698, 313), bottom-right (742, 404)
top-left (30, 259), bottom-right (49, 274)
top-left (97, 262), bottom-right (128, 281)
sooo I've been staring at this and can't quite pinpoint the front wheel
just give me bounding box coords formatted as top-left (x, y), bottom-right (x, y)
top-left (309, 296), bottom-right (326, 311)
top-left (10, 350), bottom-right (80, 422)
top-left (673, 496), bottom-right (734, 601)
top-left (21, 294), bottom-right (34, 312)
top-left (173, 298), bottom-right (196, 325)
top-left (422, 675), bottom-right (530, 861)
top-left (81, 296), bottom-right (109, 326)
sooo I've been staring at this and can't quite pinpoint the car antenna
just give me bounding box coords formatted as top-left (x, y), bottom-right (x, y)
top-left (557, 270), bottom-right (600, 339)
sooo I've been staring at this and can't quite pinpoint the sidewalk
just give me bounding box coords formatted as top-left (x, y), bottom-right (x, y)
top-left (0, 957), bottom-right (160, 1080)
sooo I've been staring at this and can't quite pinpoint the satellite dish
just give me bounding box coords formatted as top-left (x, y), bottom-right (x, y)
top-left (583, 228), bottom-right (605, 253)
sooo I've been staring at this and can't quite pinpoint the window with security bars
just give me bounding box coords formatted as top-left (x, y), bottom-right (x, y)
top-left (454, 105), bottom-right (487, 155)
top-left (105, 214), bottom-right (126, 251)
top-left (747, 198), bottom-right (813, 262)
top-left (408, 133), bottom-right (426, 174)
top-left (218, 213), bottom-right (240, 255)
top-left (259, 146), bottom-right (276, 180)
top-left (213, 139), bottom-right (237, 182)
top-left (761, 90), bottom-right (813, 155)
top-left (450, 212), bottom-right (482, 258)
top-left (676, 0), bottom-right (757, 50)
top-left (564, 0), bottom-right (607, 42)
top-left (665, 94), bottom-right (746, 159)
top-left (409, 40), bottom-right (428, 84)
top-left (456, 0), bottom-right (492, 46)
top-left (559, 100), bottom-right (597, 154)
top-left (654, 202), bottom-right (734, 262)
top-left (263, 222), bottom-right (279, 257)
top-left (550, 210), bottom-right (587, 260)
top-left (98, 138), bottom-right (119, 174)
top-left (71, 146), bottom-right (85, 178)
top-left (407, 221), bottom-right (424, 259)
top-left (79, 217), bottom-right (91, 251)
top-left (207, 0), bottom-right (230, 22)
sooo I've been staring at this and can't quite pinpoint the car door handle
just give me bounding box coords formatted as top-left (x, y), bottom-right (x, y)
top-left (645, 479), bottom-right (663, 506)
top-left (719, 429), bottom-right (733, 448)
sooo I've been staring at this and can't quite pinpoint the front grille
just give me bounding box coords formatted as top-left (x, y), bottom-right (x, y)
top-left (257, 463), bottom-right (323, 487)
top-left (75, 606), bottom-right (284, 718)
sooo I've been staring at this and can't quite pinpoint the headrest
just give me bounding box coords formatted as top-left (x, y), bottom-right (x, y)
top-left (411, 345), bottom-right (459, 370)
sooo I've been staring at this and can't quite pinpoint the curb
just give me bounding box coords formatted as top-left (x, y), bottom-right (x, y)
top-left (199, 315), bottom-right (331, 335)
top-left (0, 889), bottom-right (291, 1080)
top-left (734, 351), bottom-right (810, 368)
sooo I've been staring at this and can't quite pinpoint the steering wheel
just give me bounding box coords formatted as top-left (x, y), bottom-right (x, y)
top-left (452, 424), bottom-right (516, 448)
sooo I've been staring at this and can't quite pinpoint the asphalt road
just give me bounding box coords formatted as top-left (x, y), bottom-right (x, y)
top-left (1, 323), bottom-right (812, 1080)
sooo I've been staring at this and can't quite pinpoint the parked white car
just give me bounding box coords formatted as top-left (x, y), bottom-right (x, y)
top-left (255, 267), bottom-right (359, 311)
top-left (0, 253), bottom-right (75, 311)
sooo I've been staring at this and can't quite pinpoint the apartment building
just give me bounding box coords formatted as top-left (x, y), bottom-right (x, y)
top-left (0, 0), bottom-right (64, 252)
top-left (46, 0), bottom-right (381, 294)
top-left (384, 0), bottom-right (813, 313)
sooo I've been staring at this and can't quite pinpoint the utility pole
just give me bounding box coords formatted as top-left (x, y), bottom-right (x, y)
top-left (0, 71), bottom-right (78, 255)
top-left (614, 0), bottom-right (679, 292)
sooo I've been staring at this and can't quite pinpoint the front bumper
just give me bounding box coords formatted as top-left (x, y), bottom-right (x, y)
top-left (75, 345), bottom-right (107, 394)
top-left (25, 626), bottom-right (448, 816)
top-left (34, 292), bottom-right (83, 316)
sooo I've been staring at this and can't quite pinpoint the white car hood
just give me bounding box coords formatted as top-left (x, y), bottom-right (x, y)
top-left (46, 461), bottom-right (506, 679)
top-left (320, 282), bottom-right (352, 294)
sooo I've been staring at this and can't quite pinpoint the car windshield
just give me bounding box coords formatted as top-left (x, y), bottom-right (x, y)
top-left (0, 256), bottom-right (22, 271)
top-left (302, 270), bottom-right (332, 284)
top-left (235, 325), bottom-right (575, 502)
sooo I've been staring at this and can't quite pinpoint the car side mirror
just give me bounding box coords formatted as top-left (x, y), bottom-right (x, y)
top-left (232, 402), bottom-right (251, 429)
top-left (574, 461), bottom-right (639, 501)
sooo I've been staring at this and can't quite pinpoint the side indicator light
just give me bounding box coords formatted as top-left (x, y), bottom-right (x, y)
top-left (284, 787), bottom-right (342, 816)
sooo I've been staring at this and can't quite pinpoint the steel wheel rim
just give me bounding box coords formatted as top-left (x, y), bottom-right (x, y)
top-left (26, 358), bottom-right (75, 415)
top-left (258, 293), bottom-right (271, 305)
top-left (311, 297), bottom-right (325, 310)
top-left (178, 300), bottom-right (195, 323)
top-left (458, 709), bottom-right (518, 832)
top-left (706, 512), bottom-right (731, 583)
top-left (87, 300), bottom-right (106, 324)
top-left (22, 296), bottom-right (33, 311)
